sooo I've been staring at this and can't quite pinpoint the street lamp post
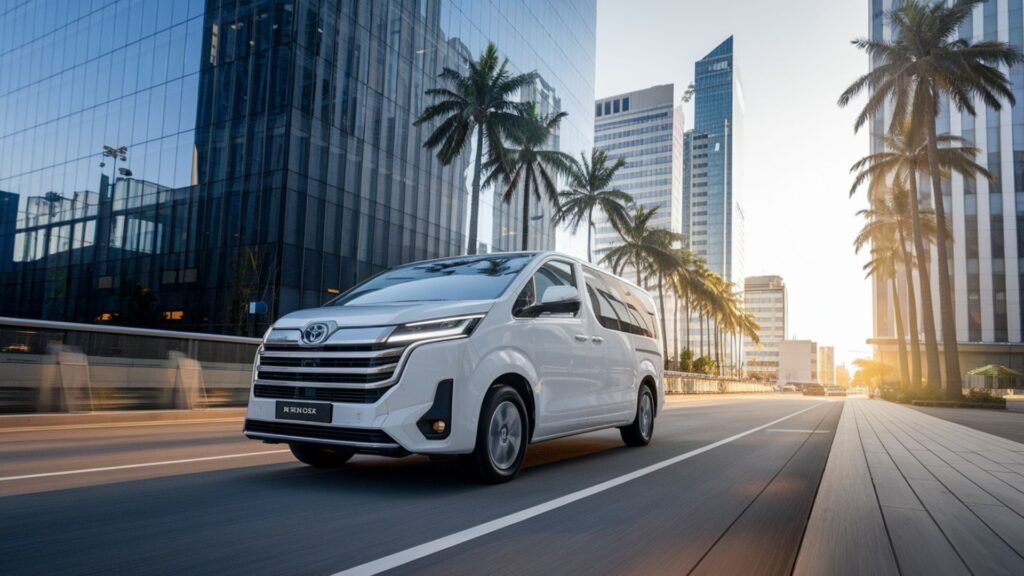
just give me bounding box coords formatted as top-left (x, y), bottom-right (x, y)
top-left (100, 145), bottom-right (128, 198)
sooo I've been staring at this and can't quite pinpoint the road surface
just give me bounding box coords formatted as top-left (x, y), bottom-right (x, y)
top-left (0, 395), bottom-right (840, 575)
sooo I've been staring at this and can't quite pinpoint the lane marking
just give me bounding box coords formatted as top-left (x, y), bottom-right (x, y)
top-left (0, 450), bottom-right (290, 482)
top-left (764, 429), bottom-right (831, 434)
top-left (0, 418), bottom-right (243, 434)
top-left (331, 402), bottom-right (826, 576)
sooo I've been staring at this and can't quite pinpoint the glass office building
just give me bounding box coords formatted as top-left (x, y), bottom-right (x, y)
top-left (867, 0), bottom-right (1024, 375)
top-left (682, 36), bottom-right (744, 285)
top-left (593, 84), bottom-right (684, 264)
top-left (0, 0), bottom-right (596, 335)
top-left (593, 84), bottom-right (685, 356)
top-left (742, 275), bottom-right (787, 381)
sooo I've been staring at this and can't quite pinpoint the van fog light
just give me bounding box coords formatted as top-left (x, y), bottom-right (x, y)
top-left (432, 420), bottom-right (447, 434)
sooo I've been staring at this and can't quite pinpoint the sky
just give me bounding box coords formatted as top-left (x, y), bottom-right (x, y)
top-left (575, 0), bottom-right (873, 368)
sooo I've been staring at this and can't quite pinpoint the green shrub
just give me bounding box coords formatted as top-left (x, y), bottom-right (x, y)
top-left (881, 386), bottom-right (945, 404)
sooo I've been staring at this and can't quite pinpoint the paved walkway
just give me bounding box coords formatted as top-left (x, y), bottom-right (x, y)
top-left (910, 405), bottom-right (1024, 444)
top-left (795, 399), bottom-right (1024, 576)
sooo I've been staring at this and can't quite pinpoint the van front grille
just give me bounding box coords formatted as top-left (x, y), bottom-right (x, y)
top-left (253, 384), bottom-right (388, 404)
top-left (256, 344), bottom-right (406, 385)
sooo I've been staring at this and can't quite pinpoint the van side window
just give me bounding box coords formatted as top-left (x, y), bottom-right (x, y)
top-left (583, 270), bottom-right (622, 330)
top-left (513, 260), bottom-right (578, 318)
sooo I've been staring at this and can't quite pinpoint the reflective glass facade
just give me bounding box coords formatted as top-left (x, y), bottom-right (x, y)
top-left (0, 0), bottom-right (596, 335)
top-left (682, 36), bottom-right (743, 284)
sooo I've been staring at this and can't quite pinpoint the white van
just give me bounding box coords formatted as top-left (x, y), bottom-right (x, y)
top-left (244, 252), bottom-right (664, 482)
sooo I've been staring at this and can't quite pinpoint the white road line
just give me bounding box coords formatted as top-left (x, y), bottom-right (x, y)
top-left (331, 403), bottom-right (826, 576)
top-left (0, 450), bottom-right (290, 482)
top-left (764, 429), bottom-right (831, 434)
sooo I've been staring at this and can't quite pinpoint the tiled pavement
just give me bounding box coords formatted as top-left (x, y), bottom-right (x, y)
top-left (794, 399), bottom-right (1024, 576)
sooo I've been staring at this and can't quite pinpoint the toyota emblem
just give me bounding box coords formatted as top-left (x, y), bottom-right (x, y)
top-left (302, 322), bottom-right (330, 345)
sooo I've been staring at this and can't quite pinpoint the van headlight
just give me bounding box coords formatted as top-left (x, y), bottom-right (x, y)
top-left (386, 315), bottom-right (484, 344)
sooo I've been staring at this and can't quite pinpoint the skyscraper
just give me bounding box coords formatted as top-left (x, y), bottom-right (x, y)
top-left (682, 36), bottom-right (744, 285)
top-left (743, 275), bottom-right (787, 380)
top-left (0, 0), bottom-right (596, 335)
top-left (866, 0), bottom-right (1024, 373)
top-left (593, 84), bottom-right (685, 355)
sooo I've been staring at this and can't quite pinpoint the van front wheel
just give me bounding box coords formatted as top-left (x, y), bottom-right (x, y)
top-left (289, 443), bottom-right (354, 468)
top-left (469, 385), bottom-right (528, 483)
top-left (620, 386), bottom-right (655, 447)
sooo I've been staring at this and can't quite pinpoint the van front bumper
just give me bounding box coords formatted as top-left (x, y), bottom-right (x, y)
top-left (244, 338), bottom-right (478, 456)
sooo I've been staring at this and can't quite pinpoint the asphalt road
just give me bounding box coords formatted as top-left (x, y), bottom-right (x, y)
top-left (0, 396), bottom-right (841, 576)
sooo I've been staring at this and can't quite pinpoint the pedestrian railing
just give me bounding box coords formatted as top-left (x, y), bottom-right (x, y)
top-left (663, 371), bottom-right (775, 394)
top-left (0, 317), bottom-right (260, 414)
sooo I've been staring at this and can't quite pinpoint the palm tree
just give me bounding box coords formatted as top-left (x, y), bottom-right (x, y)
top-left (854, 183), bottom-right (940, 388)
top-left (668, 248), bottom-right (700, 361)
top-left (484, 108), bottom-right (573, 251)
top-left (848, 124), bottom-right (990, 389)
top-left (414, 42), bottom-right (539, 255)
top-left (736, 310), bottom-right (761, 377)
top-left (840, 0), bottom-right (1023, 396)
top-left (601, 206), bottom-right (679, 285)
top-left (860, 229), bottom-right (910, 389)
top-left (555, 149), bottom-right (633, 262)
top-left (601, 206), bottom-right (680, 356)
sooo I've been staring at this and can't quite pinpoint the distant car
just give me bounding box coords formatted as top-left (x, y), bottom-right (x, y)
top-left (803, 385), bottom-right (826, 396)
top-left (782, 385), bottom-right (797, 392)
top-left (825, 387), bottom-right (847, 397)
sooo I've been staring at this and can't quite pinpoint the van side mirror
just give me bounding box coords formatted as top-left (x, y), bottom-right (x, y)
top-left (524, 286), bottom-right (580, 317)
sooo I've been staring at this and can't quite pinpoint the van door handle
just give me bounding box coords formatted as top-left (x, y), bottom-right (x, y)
top-left (574, 334), bottom-right (588, 342)
top-left (591, 336), bottom-right (604, 344)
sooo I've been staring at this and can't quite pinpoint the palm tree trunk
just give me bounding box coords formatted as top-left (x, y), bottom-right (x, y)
top-left (673, 290), bottom-right (680, 364)
top-left (891, 275), bottom-right (910, 388)
top-left (925, 116), bottom-right (962, 399)
top-left (657, 278), bottom-right (668, 361)
top-left (467, 128), bottom-right (485, 255)
top-left (521, 175), bottom-right (531, 251)
top-left (698, 312), bottom-right (704, 358)
top-left (717, 325), bottom-right (722, 375)
top-left (907, 172), bottom-right (941, 389)
top-left (586, 206), bottom-right (594, 263)
top-left (684, 295), bottom-right (691, 351)
top-left (897, 227), bottom-right (922, 387)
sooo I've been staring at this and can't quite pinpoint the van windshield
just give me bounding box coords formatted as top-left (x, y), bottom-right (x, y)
top-left (327, 254), bottom-right (536, 307)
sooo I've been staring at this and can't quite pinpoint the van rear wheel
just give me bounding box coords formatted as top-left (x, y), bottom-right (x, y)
top-left (289, 443), bottom-right (354, 468)
top-left (468, 385), bottom-right (528, 483)
top-left (620, 385), bottom-right (655, 447)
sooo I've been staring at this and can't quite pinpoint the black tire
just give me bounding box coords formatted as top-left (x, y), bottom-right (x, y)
top-left (289, 443), bottom-right (354, 468)
top-left (468, 385), bottom-right (529, 483)
top-left (620, 385), bottom-right (655, 447)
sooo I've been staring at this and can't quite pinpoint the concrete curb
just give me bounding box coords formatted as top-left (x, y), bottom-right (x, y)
top-left (0, 408), bottom-right (246, 429)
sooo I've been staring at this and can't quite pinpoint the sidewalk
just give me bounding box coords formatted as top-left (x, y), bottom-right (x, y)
top-left (795, 399), bottom-right (1024, 575)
